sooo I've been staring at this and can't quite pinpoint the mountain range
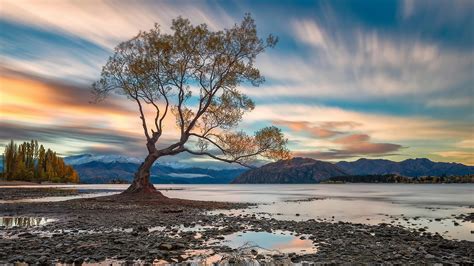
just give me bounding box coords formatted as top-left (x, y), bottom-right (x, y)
top-left (233, 157), bottom-right (474, 184)
top-left (336, 158), bottom-right (474, 177)
top-left (232, 157), bottom-right (347, 184)
top-left (64, 154), bottom-right (246, 184)
top-left (3, 154), bottom-right (469, 184)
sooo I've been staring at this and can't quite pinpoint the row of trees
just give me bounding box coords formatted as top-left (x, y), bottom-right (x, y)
top-left (324, 174), bottom-right (474, 183)
top-left (2, 140), bottom-right (79, 183)
top-left (413, 175), bottom-right (474, 183)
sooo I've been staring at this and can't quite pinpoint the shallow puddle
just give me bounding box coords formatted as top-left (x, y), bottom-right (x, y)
top-left (0, 216), bottom-right (55, 228)
top-left (217, 230), bottom-right (317, 254)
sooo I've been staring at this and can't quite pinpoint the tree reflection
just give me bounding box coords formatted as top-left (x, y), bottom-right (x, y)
top-left (0, 217), bottom-right (48, 227)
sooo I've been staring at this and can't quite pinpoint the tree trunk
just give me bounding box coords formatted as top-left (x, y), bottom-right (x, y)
top-left (123, 153), bottom-right (162, 195)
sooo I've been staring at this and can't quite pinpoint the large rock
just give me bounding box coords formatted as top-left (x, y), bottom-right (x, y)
top-left (232, 157), bottom-right (348, 184)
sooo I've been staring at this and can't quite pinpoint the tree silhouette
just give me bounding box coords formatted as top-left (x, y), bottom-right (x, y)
top-left (93, 14), bottom-right (290, 194)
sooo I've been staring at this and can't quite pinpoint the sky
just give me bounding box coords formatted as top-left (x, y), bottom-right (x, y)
top-left (1, 0), bottom-right (473, 167)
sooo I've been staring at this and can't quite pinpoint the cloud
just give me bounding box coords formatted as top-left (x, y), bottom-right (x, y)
top-left (272, 118), bottom-right (403, 160)
top-left (0, 68), bottom-right (140, 132)
top-left (0, 69), bottom-right (185, 156)
top-left (435, 151), bottom-right (474, 165)
top-left (248, 16), bottom-right (473, 105)
top-left (273, 120), bottom-right (341, 138)
top-left (242, 102), bottom-right (473, 164)
top-left (247, 104), bottom-right (469, 142)
top-left (293, 19), bottom-right (327, 49)
top-left (0, 1), bottom-right (238, 84)
top-left (402, 0), bottom-right (415, 19)
top-left (0, 19), bottom-right (109, 83)
top-left (295, 133), bottom-right (402, 160)
top-left (1, 0), bottom-right (472, 167)
top-left (401, 0), bottom-right (474, 26)
top-left (1, 67), bottom-right (132, 113)
top-left (0, 120), bottom-right (143, 155)
top-left (456, 139), bottom-right (474, 149)
top-left (426, 98), bottom-right (473, 108)
top-left (79, 144), bottom-right (135, 156)
top-left (333, 134), bottom-right (402, 154)
top-left (0, 0), bottom-right (236, 49)
top-left (319, 121), bottom-right (362, 129)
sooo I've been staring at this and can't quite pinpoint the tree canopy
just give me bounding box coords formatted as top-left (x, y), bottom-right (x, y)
top-left (93, 14), bottom-right (290, 168)
top-left (2, 140), bottom-right (79, 183)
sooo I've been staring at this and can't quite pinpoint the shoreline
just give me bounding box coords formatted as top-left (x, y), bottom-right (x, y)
top-left (0, 181), bottom-right (78, 187)
top-left (0, 187), bottom-right (472, 264)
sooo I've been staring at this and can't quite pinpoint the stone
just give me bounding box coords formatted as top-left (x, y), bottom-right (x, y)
top-left (17, 232), bottom-right (34, 238)
top-left (158, 243), bottom-right (174, 250)
top-left (425, 254), bottom-right (435, 259)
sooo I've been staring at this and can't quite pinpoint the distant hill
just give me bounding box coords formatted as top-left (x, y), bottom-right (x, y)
top-left (324, 174), bottom-right (410, 183)
top-left (57, 155), bottom-right (474, 184)
top-left (66, 156), bottom-right (245, 184)
top-left (232, 157), bottom-right (347, 184)
top-left (336, 158), bottom-right (474, 177)
top-left (324, 174), bottom-right (474, 184)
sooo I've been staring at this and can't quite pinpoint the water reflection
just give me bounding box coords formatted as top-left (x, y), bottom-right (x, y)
top-left (218, 230), bottom-right (316, 254)
top-left (1, 184), bottom-right (472, 241)
top-left (0, 191), bottom-right (118, 204)
top-left (0, 217), bottom-right (54, 228)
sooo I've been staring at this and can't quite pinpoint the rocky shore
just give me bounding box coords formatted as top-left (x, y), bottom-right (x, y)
top-left (0, 188), bottom-right (472, 264)
top-left (0, 187), bottom-right (81, 201)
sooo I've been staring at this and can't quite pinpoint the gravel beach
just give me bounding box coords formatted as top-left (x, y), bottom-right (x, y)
top-left (0, 188), bottom-right (472, 264)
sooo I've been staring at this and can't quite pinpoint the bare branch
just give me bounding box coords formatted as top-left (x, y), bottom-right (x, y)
top-left (133, 94), bottom-right (150, 141)
top-left (189, 132), bottom-right (226, 154)
top-left (183, 148), bottom-right (256, 168)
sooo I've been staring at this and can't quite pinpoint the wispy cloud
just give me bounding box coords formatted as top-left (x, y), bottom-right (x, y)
top-left (1, 0), bottom-right (236, 49)
top-left (253, 19), bottom-right (474, 100)
top-left (0, 0), bottom-right (472, 166)
top-left (435, 151), bottom-right (474, 165)
top-left (247, 104), bottom-right (469, 142)
top-left (426, 98), bottom-right (473, 108)
top-left (0, 69), bottom-right (183, 156)
top-left (294, 133), bottom-right (403, 160)
top-left (273, 120), bottom-right (341, 138)
top-left (274, 120), bottom-right (403, 160)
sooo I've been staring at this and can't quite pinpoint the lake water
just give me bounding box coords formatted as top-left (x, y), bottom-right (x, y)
top-left (1, 184), bottom-right (473, 241)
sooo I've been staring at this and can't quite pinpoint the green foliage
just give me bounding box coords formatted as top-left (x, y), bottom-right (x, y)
top-left (2, 140), bottom-right (79, 183)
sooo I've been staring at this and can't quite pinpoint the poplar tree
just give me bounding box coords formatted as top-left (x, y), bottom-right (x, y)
top-left (2, 140), bottom-right (79, 183)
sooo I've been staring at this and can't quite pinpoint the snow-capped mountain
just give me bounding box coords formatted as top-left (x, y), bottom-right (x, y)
top-left (64, 154), bottom-right (143, 165)
top-left (64, 153), bottom-right (248, 170)
top-left (63, 154), bottom-right (247, 184)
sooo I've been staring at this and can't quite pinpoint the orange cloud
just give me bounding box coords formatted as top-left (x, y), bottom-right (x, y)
top-left (1, 70), bottom-right (134, 118)
top-left (295, 133), bottom-right (402, 160)
top-left (274, 120), bottom-right (341, 138)
top-left (0, 69), bottom-right (180, 155)
top-left (334, 134), bottom-right (370, 144)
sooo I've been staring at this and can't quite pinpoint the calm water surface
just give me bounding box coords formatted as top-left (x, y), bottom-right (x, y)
top-left (218, 230), bottom-right (317, 253)
top-left (1, 184), bottom-right (472, 241)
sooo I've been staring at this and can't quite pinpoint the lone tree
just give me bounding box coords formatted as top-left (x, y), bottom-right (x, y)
top-left (93, 14), bottom-right (290, 194)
